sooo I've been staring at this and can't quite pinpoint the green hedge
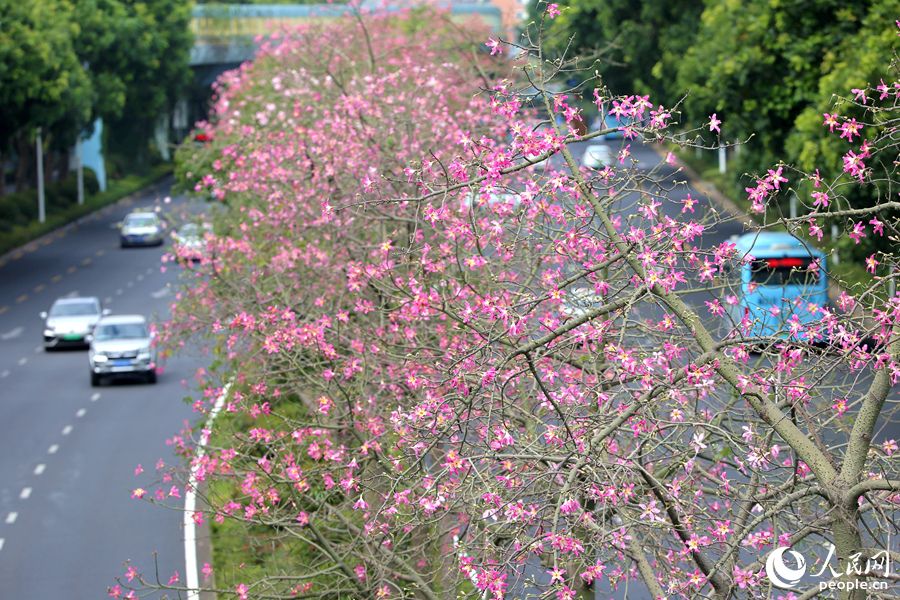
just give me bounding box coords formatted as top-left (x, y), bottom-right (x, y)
top-left (0, 164), bottom-right (171, 256)
top-left (0, 171), bottom-right (101, 233)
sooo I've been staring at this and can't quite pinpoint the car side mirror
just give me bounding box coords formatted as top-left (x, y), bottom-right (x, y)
top-left (102, 308), bottom-right (111, 316)
top-left (40, 311), bottom-right (48, 320)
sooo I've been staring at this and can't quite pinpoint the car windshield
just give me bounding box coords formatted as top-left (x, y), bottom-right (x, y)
top-left (94, 323), bottom-right (148, 340)
top-left (125, 216), bottom-right (157, 227)
top-left (49, 301), bottom-right (98, 317)
top-left (750, 257), bottom-right (819, 286)
top-left (179, 224), bottom-right (199, 237)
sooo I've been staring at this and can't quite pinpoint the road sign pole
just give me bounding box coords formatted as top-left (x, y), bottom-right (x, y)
top-left (36, 128), bottom-right (45, 224)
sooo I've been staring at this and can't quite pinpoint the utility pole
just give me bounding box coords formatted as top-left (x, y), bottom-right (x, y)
top-left (36, 127), bottom-right (45, 224)
top-left (76, 135), bottom-right (84, 205)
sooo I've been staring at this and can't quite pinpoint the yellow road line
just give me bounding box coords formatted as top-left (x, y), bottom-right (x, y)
top-left (15, 294), bottom-right (28, 303)
top-left (95, 249), bottom-right (105, 257)
top-left (0, 306), bottom-right (8, 315)
top-left (51, 275), bottom-right (62, 283)
top-left (66, 266), bottom-right (77, 274)
top-left (33, 284), bottom-right (45, 293)
top-left (81, 257), bottom-right (92, 266)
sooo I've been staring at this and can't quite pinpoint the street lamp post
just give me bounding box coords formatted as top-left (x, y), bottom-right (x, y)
top-left (36, 127), bottom-right (45, 224)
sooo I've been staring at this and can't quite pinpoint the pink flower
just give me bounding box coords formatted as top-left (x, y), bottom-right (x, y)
top-left (131, 488), bottom-right (146, 499)
top-left (708, 113), bottom-right (721, 134)
top-left (133, 464), bottom-right (143, 476)
top-left (201, 562), bottom-right (213, 580)
top-left (866, 254), bottom-right (879, 274)
top-left (485, 38), bottom-right (501, 56)
top-left (546, 3), bottom-right (561, 18)
top-left (236, 583), bottom-right (249, 600)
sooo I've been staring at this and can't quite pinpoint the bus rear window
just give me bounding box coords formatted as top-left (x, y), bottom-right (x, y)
top-left (750, 257), bottom-right (819, 286)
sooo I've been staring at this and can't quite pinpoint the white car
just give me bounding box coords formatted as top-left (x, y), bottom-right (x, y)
top-left (462, 191), bottom-right (522, 210)
top-left (41, 296), bottom-right (108, 350)
top-left (173, 222), bottom-right (212, 263)
top-left (582, 144), bottom-right (613, 169)
top-left (120, 211), bottom-right (164, 247)
top-left (88, 315), bottom-right (157, 385)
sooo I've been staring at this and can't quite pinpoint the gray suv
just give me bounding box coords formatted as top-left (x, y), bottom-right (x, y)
top-left (88, 315), bottom-right (157, 385)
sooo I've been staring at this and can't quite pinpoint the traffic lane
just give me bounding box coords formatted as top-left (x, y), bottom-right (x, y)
top-left (0, 254), bottom-right (178, 512)
top-left (0, 179), bottom-right (181, 321)
top-left (0, 197), bottom-right (206, 369)
top-left (0, 351), bottom-right (200, 599)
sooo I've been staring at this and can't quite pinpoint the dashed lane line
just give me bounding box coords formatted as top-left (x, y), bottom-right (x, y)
top-left (0, 538), bottom-right (4, 551)
top-left (15, 294), bottom-right (27, 304)
top-left (0, 327), bottom-right (23, 341)
top-left (17, 358), bottom-right (26, 366)
top-left (61, 425), bottom-right (72, 436)
top-left (66, 266), bottom-right (77, 274)
top-left (0, 371), bottom-right (9, 378)
top-left (90, 393), bottom-right (100, 402)
top-left (0, 306), bottom-right (7, 315)
top-left (5, 513), bottom-right (17, 525)
top-left (51, 275), bottom-right (62, 283)
top-left (76, 408), bottom-right (86, 418)
top-left (33, 464), bottom-right (45, 476)
top-left (33, 284), bottom-right (45, 293)
top-left (47, 445), bottom-right (58, 455)
top-left (19, 488), bottom-right (31, 500)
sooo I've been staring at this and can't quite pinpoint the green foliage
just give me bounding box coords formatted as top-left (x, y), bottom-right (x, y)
top-left (538, 0), bottom-right (703, 101)
top-left (0, 0), bottom-right (93, 147)
top-left (0, 0), bottom-right (192, 175)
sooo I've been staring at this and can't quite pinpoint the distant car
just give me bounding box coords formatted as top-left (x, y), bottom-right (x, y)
top-left (88, 315), bottom-right (157, 385)
top-left (592, 112), bottom-right (633, 140)
top-left (561, 287), bottom-right (604, 319)
top-left (172, 222), bottom-right (211, 263)
top-left (462, 191), bottom-right (522, 210)
top-left (582, 145), bottom-right (613, 169)
top-left (120, 211), bottom-right (164, 247)
top-left (41, 296), bottom-right (107, 350)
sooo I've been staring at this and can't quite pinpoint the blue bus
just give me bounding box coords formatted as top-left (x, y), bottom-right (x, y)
top-left (729, 232), bottom-right (828, 341)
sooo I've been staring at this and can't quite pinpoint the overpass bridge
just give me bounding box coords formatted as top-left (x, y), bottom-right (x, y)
top-left (189, 2), bottom-right (503, 68)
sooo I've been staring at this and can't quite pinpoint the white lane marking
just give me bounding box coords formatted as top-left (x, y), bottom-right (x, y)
top-left (48, 444), bottom-right (59, 455)
top-left (0, 538), bottom-right (4, 551)
top-left (104, 297), bottom-right (112, 304)
top-left (115, 289), bottom-right (123, 296)
top-left (5, 512), bottom-right (17, 524)
top-left (0, 370), bottom-right (9, 378)
top-left (33, 464), bottom-right (45, 476)
top-left (136, 274), bottom-right (144, 281)
top-left (0, 327), bottom-right (23, 341)
top-left (151, 287), bottom-right (170, 299)
top-left (33, 346), bottom-right (42, 354)
top-left (126, 281), bottom-right (134, 288)
top-left (185, 382), bottom-right (231, 600)
top-left (19, 488), bottom-right (31, 500)
top-left (76, 408), bottom-right (86, 418)
top-left (17, 357), bottom-right (27, 366)
top-left (146, 267), bottom-right (153, 274)
top-left (90, 393), bottom-right (100, 402)
top-left (62, 425), bottom-right (73, 436)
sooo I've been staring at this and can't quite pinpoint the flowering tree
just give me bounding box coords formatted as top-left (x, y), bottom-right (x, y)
top-left (119, 6), bottom-right (900, 600)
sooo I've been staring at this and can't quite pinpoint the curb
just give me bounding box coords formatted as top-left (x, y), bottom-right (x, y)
top-left (184, 381), bottom-right (230, 600)
top-left (0, 175), bottom-right (174, 267)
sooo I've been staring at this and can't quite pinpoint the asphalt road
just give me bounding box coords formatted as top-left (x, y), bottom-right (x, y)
top-left (0, 181), bottom-right (205, 598)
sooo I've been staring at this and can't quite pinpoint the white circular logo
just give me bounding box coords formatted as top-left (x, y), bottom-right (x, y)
top-left (765, 546), bottom-right (807, 589)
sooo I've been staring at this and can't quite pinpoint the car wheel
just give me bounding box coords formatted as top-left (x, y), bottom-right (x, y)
top-left (90, 372), bottom-right (101, 387)
top-left (146, 370), bottom-right (157, 384)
